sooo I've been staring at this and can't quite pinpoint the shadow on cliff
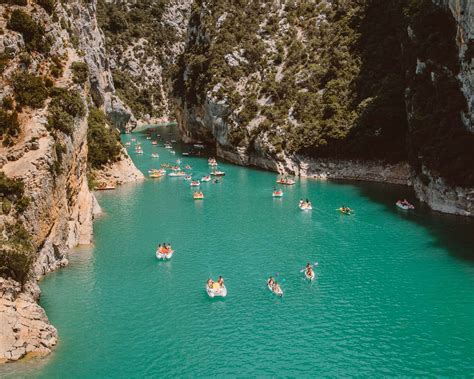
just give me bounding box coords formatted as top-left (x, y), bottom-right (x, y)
top-left (346, 180), bottom-right (474, 263)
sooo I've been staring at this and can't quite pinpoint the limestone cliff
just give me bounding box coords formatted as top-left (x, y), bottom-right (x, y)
top-left (0, 0), bottom-right (142, 362)
top-left (172, 0), bottom-right (474, 217)
top-left (97, 0), bottom-right (192, 125)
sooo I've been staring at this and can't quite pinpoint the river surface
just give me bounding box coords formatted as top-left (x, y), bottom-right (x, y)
top-left (3, 127), bottom-right (474, 377)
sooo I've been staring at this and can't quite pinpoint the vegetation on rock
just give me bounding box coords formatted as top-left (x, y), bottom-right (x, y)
top-left (97, 0), bottom-right (176, 119)
top-left (87, 107), bottom-right (122, 169)
top-left (7, 8), bottom-right (51, 53)
top-left (47, 87), bottom-right (85, 135)
top-left (12, 72), bottom-right (48, 109)
top-left (173, 0), bottom-right (474, 187)
top-left (0, 222), bottom-right (35, 285)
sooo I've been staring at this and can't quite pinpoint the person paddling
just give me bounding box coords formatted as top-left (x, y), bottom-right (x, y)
top-left (267, 276), bottom-right (275, 287)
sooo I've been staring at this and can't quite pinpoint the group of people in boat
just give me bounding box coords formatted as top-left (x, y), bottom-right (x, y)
top-left (207, 276), bottom-right (225, 290)
top-left (157, 243), bottom-right (173, 255)
top-left (397, 199), bottom-right (414, 208)
top-left (267, 276), bottom-right (282, 294)
top-left (340, 206), bottom-right (352, 214)
top-left (276, 177), bottom-right (295, 185)
top-left (299, 199), bottom-right (312, 208)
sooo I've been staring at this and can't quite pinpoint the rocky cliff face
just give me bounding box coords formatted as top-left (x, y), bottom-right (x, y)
top-left (439, 0), bottom-right (474, 131)
top-left (173, 0), bottom-right (474, 217)
top-left (97, 0), bottom-right (192, 125)
top-left (0, 0), bottom-right (142, 362)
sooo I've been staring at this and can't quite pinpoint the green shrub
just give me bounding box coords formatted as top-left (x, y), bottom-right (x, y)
top-left (0, 52), bottom-right (11, 74)
top-left (0, 222), bottom-right (35, 285)
top-left (87, 107), bottom-right (122, 168)
top-left (7, 9), bottom-right (50, 53)
top-left (2, 96), bottom-right (14, 110)
top-left (36, 0), bottom-right (56, 15)
top-left (0, 110), bottom-right (20, 141)
top-left (12, 72), bottom-right (48, 109)
top-left (47, 88), bottom-right (85, 135)
top-left (15, 196), bottom-right (30, 213)
top-left (0, 172), bottom-right (30, 212)
top-left (71, 61), bottom-right (89, 85)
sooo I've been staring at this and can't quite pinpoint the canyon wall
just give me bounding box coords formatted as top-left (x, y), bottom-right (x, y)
top-left (172, 0), bottom-right (474, 217)
top-left (0, 0), bottom-right (141, 362)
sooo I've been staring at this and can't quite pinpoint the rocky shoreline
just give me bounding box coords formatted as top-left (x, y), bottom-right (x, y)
top-left (216, 146), bottom-right (473, 217)
top-left (0, 152), bottom-right (141, 364)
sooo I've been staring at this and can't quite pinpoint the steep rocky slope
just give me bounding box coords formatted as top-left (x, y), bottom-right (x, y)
top-left (0, 0), bottom-right (142, 362)
top-left (172, 0), bottom-right (474, 216)
top-left (96, 0), bottom-right (192, 125)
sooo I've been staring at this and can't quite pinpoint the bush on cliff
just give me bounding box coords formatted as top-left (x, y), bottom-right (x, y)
top-left (71, 61), bottom-right (89, 85)
top-left (12, 72), bottom-right (48, 109)
top-left (7, 9), bottom-right (50, 53)
top-left (0, 172), bottom-right (30, 214)
top-left (35, 0), bottom-right (56, 15)
top-left (0, 222), bottom-right (35, 285)
top-left (47, 88), bottom-right (85, 135)
top-left (87, 107), bottom-right (122, 169)
top-left (0, 110), bottom-right (20, 143)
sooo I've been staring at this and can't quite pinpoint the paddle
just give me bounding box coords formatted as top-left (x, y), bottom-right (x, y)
top-left (299, 262), bottom-right (319, 272)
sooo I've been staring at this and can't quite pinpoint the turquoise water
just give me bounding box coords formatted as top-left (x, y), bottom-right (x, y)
top-left (4, 127), bottom-right (474, 377)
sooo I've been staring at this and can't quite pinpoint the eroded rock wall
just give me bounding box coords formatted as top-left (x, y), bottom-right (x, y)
top-left (0, 0), bottom-right (142, 362)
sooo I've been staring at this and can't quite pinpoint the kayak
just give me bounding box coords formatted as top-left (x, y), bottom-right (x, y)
top-left (193, 192), bottom-right (204, 199)
top-left (305, 270), bottom-right (315, 281)
top-left (338, 208), bottom-right (351, 215)
top-left (268, 283), bottom-right (283, 297)
top-left (211, 171), bottom-right (225, 176)
top-left (149, 172), bottom-right (164, 178)
top-left (151, 153), bottom-right (159, 158)
top-left (190, 181), bottom-right (200, 187)
top-left (272, 190), bottom-right (283, 197)
top-left (168, 171), bottom-right (186, 177)
top-left (184, 175), bottom-right (192, 181)
top-left (276, 179), bottom-right (295, 185)
top-left (299, 204), bottom-right (312, 211)
top-left (201, 176), bottom-right (211, 182)
top-left (396, 201), bottom-right (415, 210)
top-left (206, 284), bottom-right (227, 298)
top-left (156, 249), bottom-right (173, 260)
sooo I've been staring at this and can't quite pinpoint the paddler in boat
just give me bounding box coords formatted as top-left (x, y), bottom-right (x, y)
top-left (267, 276), bottom-right (275, 287)
top-left (207, 278), bottom-right (213, 288)
top-left (217, 276), bottom-right (224, 288)
top-left (306, 264), bottom-right (314, 277)
top-left (273, 281), bottom-right (282, 293)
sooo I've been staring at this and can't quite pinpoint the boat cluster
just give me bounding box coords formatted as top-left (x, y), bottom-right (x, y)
top-left (156, 242), bottom-right (318, 298)
top-left (127, 133), bottom-right (415, 213)
top-left (129, 137), bottom-right (226, 200)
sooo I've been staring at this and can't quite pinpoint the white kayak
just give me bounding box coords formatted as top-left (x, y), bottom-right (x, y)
top-left (206, 284), bottom-right (227, 298)
top-left (396, 201), bottom-right (415, 210)
top-left (305, 270), bottom-right (315, 281)
top-left (299, 204), bottom-right (313, 211)
top-left (156, 249), bottom-right (173, 260)
top-left (268, 283), bottom-right (283, 297)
